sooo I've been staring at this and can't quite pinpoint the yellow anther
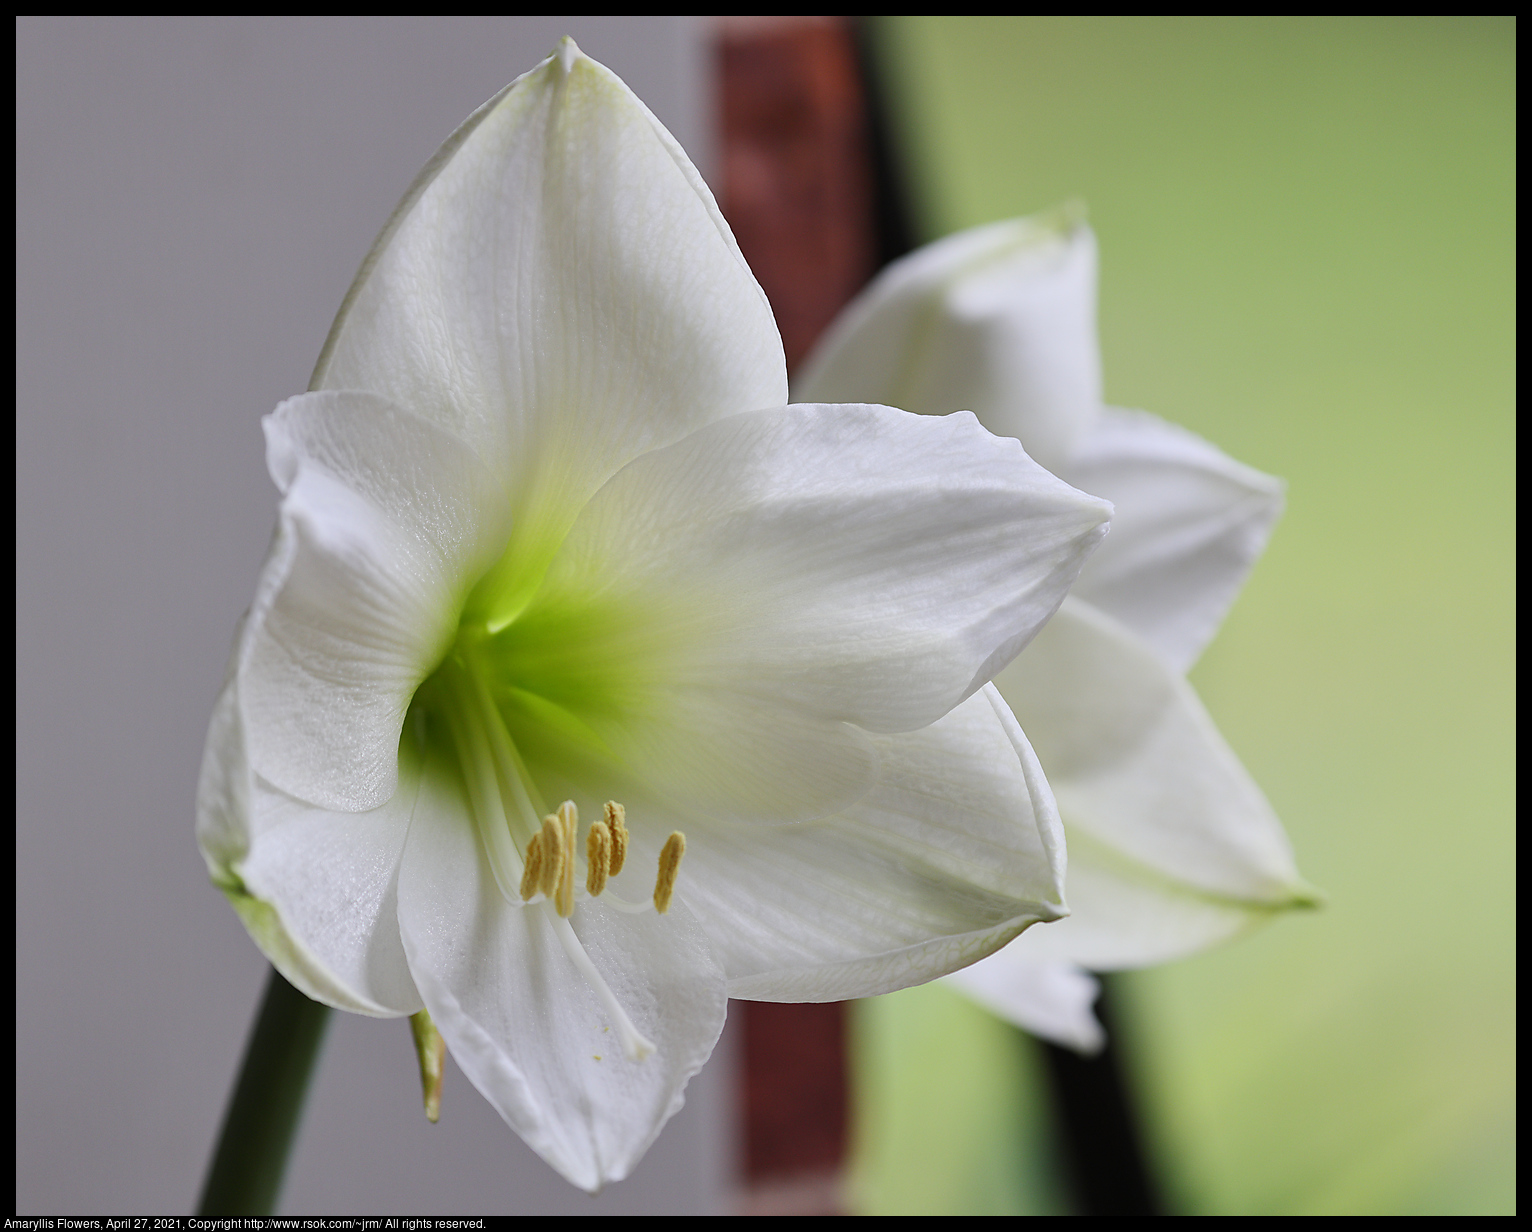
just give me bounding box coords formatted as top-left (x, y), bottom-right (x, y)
top-left (538, 815), bottom-right (564, 899)
top-left (586, 821), bottom-right (612, 896)
top-left (653, 831), bottom-right (686, 915)
top-left (557, 800), bottom-right (579, 843)
top-left (519, 832), bottom-right (545, 902)
top-left (556, 801), bottom-right (578, 917)
top-left (604, 801), bottom-right (628, 876)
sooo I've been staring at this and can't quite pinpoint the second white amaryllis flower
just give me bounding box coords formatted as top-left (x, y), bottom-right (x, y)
top-left (797, 210), bottom-right (1315, 1052)
top-left (196, 43), bottom-right (1112, 1190)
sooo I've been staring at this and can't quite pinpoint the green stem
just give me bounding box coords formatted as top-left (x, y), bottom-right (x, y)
top-left (197, 967), bottom-right (332, 1215)
top-left (1034, 976), bottom-right (1164, 1215)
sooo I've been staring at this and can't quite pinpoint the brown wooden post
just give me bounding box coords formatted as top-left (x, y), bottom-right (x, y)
top-left (718, 16), bottom-right (877, 372)
top-left (715, 16), bottom-right (884, 1215)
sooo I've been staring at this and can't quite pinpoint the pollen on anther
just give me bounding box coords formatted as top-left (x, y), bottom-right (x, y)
top-left (653, 831), bottom-right (686, 915)
top-left (520, 832), bottom-right (545, 901)
top-left (537, 815), bottom-right (564, 899)
top-left (586, 821), bottom-right (612, 896)
top-left (555, 801), bottom-right (579, 917)
top-left (604, 802), bottom-right (628, 876)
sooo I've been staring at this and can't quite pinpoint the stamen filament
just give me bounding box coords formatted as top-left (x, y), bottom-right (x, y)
top-left (442, 668), bottom-right (524, 905)
top-left (465, 665), bottom-right (547, 833)
top-left (550, 914), bottom-right (656, 1062)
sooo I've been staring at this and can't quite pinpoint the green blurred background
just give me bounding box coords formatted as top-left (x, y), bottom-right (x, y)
top-left (853, 16), bottom-right (1514, 1216)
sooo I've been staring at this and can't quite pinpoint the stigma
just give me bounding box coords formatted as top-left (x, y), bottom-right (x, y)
top-left (520, 799), bottom-right (684, 918)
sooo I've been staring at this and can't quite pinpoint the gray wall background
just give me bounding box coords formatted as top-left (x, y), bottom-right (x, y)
top-left (16, 17), bottom-right (742, 1214)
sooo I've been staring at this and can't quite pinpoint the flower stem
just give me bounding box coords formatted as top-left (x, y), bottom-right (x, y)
top-left (1034, 976), bottom-right (1164, 1215)
top-left (196, 967), bottom-right (332, 1215)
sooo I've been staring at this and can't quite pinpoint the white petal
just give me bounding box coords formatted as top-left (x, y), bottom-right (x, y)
top-left (196, 672), bottom-right (421, 1016)
top-left (1059, 407), bottom-right (1285, 672)
top-left (1004, 845), bottom-right (1287, 970)
top-left (795, 213), bottom-right (1101, 473)
top-left (685, 687), bottom-right (1067, 1001)
top-left (944, 954), bottom-right (1104, 1054)
top-left (311, 42), bottom-right (786, 621)
top-left (196, 637), bottom-right (252, 886)
top-left (238, 391), bottom-right (510, 811)
top-left (992, 597), bottom-right (1313, 968)
top-left (502, 403), bottom-right (1109, 825)
top-left (396, 741), bottom-right (727, 1193)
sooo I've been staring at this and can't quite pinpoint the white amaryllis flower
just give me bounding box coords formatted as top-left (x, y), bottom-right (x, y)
top-left (796, 209), bottom-right (1316, 1053)
top-left (196, 43), bottom-right (1113, 1190)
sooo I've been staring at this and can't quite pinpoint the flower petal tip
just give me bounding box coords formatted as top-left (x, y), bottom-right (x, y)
top-left (1034, 197), bottom-right (1090, 241)
top-left (554, 36), bottom-right (581, 74)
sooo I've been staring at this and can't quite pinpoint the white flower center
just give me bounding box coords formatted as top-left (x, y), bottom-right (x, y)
top-left (427, 651), bottom-right (686, 1062)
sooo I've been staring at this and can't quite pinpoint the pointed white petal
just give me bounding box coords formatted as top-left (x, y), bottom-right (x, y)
top-left (196, 673), bottom-right (421, 1016)
top-left (795, 214), bottom-right (1101, 473)
top-left (685, 687), bottom-right (1067, 1001)
top-left (505, 403), bottom-right (1109, 825)
top-left (1059, 407), bottom-right (1284, 672)
top-left (196, 639), bottom-right (252, 887)
top-left (238, 391), bottom-right (510, 811)
top-left (992, 597), bottom-right (1313, 969)
top-left (1003, 843), bottom-right (1291, 970)
top-left (396, 741), bottom-right (727, 1193)
top-left (311, 43), bottom-right (785, 614)
top-left (944, 954), bottom-right (1104, 1054)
